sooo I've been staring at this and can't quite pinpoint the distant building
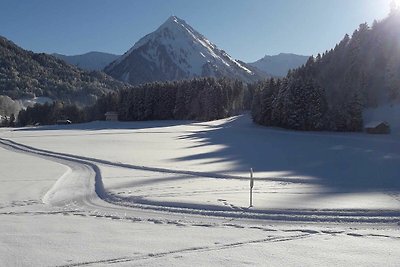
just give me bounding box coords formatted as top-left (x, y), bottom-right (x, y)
top-left (365, 121), bottom-right (390, 134)
top-left (105, 111), bottom-right (118, 121)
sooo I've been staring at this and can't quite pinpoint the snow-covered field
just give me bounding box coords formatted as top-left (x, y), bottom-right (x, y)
top-left (1, 114), bottom-right (400, 266)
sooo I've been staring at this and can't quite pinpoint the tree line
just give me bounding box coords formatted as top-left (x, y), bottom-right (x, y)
top-left (17, 101), bottom-right (85, 126)
top-left (16, 77), bottom-right (246, 126)
top-left (251, 76), bottom-right (362, 131)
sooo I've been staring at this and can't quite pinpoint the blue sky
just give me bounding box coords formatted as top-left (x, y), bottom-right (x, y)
top-left (0, 0), bottom-right (394, 62)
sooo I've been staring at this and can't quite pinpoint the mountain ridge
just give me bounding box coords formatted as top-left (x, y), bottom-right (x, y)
top-left (53, 51), bottom-right (120, 71)
top-left (105, 16), bottom-right (266, 85)
top-left (248, 53), bottom-right (309, 77)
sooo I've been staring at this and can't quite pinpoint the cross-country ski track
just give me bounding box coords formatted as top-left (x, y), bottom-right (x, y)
top-left (1, 137), bottom-right (400, 225)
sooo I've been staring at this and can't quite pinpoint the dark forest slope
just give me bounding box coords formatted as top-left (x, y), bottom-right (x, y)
top-left (252, 10), bottom-right (400, 131)
top-left (0, 36), bottom-right (129, 106)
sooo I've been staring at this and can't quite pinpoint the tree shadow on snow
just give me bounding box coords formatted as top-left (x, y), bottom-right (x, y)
top-left (171, 114), bottom-right (400, 193)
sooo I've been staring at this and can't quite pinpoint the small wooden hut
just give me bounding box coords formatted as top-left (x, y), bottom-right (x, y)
top-left (365, 121), bottom-right (390, 134)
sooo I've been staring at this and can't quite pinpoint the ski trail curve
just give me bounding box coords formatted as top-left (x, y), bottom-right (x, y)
top-left (0, 138), bottom-right (106, 207)
top-left (1, 137), bottom-right (400, 224)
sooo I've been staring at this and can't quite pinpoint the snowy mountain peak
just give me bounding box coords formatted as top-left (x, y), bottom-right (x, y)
top-left (160, 16), bottom-right (195, 33)
top-left (105, 16), bottom-right (264, 85)
top-left (164, 15), bottom-right (184, 25)
top-left (168, 15), bottom-right (179, 22)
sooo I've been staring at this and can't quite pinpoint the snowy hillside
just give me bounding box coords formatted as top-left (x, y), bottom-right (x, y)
top-left (105, 16), bottom-right (266, 85)
top-left (0, 36), bottom-right (129, 106)
top-left (249, 53), bottom-right (309, 77)
top-left (53, 51), bottom-right (120, 71)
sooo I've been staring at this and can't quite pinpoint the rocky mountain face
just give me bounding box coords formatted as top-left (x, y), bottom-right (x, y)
top-left (53, 52), bottom-right (120, 71)
top-left (248, 53), bottom-right (309, 77)
top-left (105, 16), bottom-right (266, 85)
top-left (0, 36), bottom-right (129, 106)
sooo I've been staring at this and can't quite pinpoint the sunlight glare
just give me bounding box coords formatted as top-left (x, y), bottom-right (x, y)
top-left (391, 0), bottom-right (400, 10)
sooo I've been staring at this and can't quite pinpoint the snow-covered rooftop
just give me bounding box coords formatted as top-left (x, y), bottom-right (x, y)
top-left (364, 121), bottom-right (389, 128)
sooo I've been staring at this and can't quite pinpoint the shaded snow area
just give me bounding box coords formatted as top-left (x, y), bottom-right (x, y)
top-left (1, 114), bottom-right (400, 266)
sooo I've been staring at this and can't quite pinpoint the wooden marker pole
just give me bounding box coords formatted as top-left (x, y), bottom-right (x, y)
top-left (250, 168), bottom-right (254, 207)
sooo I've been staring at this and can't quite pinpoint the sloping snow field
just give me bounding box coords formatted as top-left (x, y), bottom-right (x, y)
top-left (1, 114), bottom-right (399, 266)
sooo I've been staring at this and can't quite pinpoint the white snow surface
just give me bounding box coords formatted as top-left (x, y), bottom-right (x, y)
top-left (1, 114), bottom-right (400, 266)
top-left (0, 146), bottom-right (66, 204)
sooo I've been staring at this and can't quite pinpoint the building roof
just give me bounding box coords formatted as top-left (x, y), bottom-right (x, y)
top-left (364, 121), bottom-right (389, 128)
top-left (105, 111), bottom-right (118, 116)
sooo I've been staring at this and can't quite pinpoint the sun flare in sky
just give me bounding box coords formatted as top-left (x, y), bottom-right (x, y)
top-left (390, 0), bottom-right (400, 9)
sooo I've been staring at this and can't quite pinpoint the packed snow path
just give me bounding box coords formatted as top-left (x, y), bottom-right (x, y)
top-left (1, 136), bottom-right (400, 224)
